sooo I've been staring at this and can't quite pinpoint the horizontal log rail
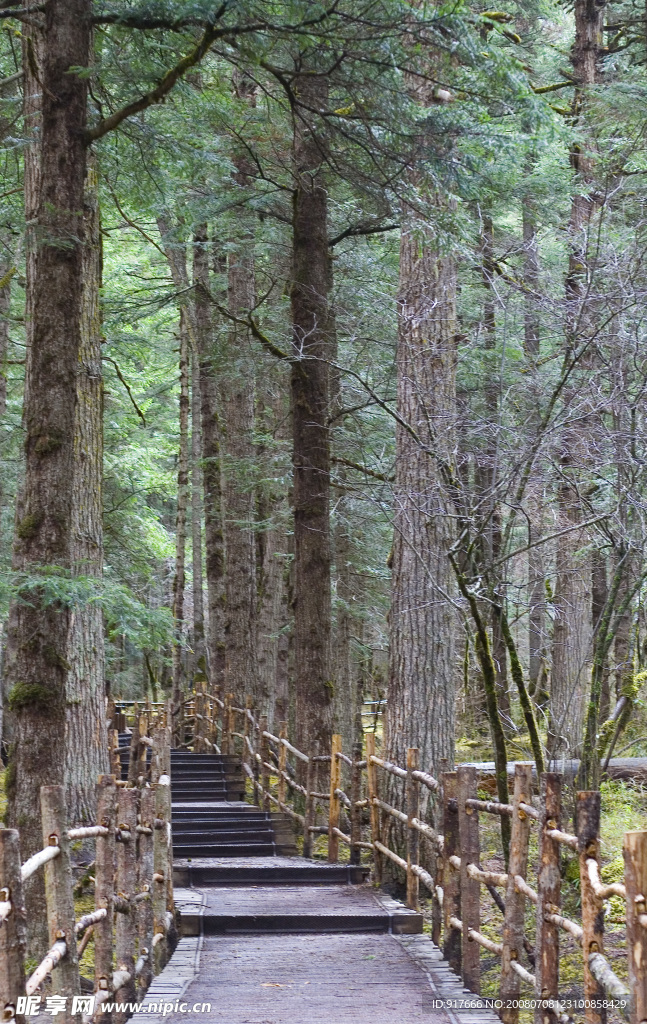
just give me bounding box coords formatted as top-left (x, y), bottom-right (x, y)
top-left (25, 939), bottom-right (67, 996)
top-left (466, 863), bottom-right (508, 888)
top-left (374, 839), bottom-right (407, 872)
top-left (410, 768), bottom-right (439, 792)
top-left (369, 754), bottom-right (408, 779)
top-left (545, 910), bottom-right (584, 942)
top-left (545, 826), bottom-right (579, 850)
top-left (21, 843), bottom-right (61, 880)
top-left (75, 908), bottom-right (108, 934)
top-left (587, 857), bottom-right (626, 899)
top-left (373, 795), bottom-right (408, 824)
top-left (465, 797), bottom-right (513, 817)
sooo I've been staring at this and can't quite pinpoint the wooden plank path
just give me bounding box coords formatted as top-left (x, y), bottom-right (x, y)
top-left (141, 749), bottom-right (501, 1024)
top-left (135, 921), bottom-right (499, 1024)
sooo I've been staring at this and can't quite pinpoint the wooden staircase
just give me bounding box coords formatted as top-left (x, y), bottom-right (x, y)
top-left (170, 750), bottom-right (298, 860)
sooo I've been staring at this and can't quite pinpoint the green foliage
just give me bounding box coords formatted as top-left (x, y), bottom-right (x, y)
top-left (0, 568), bottom-right (173, 654)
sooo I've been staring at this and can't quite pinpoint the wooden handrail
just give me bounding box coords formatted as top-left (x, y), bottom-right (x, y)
top-left (200, 687), bottom-right (643, 1024)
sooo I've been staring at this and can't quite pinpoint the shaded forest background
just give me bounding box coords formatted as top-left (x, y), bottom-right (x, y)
top-left (2, 0), bottom-right (647, 855)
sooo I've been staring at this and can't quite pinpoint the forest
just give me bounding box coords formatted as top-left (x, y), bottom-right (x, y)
top-left (2, 0), bottom-right (647, 938)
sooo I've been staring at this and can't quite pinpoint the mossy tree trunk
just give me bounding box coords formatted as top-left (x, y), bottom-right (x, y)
top-left (171, 311), bottom-right (190, 720)
top-left (193, 227), bottom-right (226, 690)
top-left (5, 0), bottom-right (91, 954)
top-left (65, 155), bottom-right (109, 826)
top-left (290, 72), bottom-right (333, 756)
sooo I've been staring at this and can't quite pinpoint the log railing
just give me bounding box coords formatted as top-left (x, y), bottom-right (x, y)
top-left (188, 689), bottom-right (643, 1024)
top-left (0, 710), bottom-right (175, 1024)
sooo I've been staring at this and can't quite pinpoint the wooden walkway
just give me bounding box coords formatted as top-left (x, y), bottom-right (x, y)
top-left (134, 750), bottom-right (500, 1024)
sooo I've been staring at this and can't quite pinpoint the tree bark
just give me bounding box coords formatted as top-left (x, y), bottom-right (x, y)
top-left (386, 198), bottom-right (457, 800)
top-left (479, 214), bottom-right (511, 728)
top-left (5, 0), bottom-right (91, 954)
top-left (291, 72), bottom-right (333, 756)
top-left (522, 194), bottom-right (547, 701)
top-left (592, 549), bottom-right (610, 722)
top-left (191, 346), bottom-right (205, 668)
top-left (333, 493), bottom-right (360, 753)
top-left (256, 375), bottom-right (291, 726)
top-left (193, 227), bottom-right (225, 689)
top-left (549, 0), bottom-right (605, 761)
top-left (222, 235), bottom-right (257, 702)
top-left (0, 256), bottom-right (10, 421)
top-left (171, 310), bottom-right (190, 717)
top-left (65, 156), bottom-right (109, 826)
top-left (0, 252), bottom-right (11, 756)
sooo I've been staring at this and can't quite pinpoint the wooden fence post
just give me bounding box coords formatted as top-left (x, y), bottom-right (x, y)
top-left (442, 771), bottom-right (461, 976)
top-left (577, 791), bottom-right (606, 1024)
top-left (303, 757), bottom-right (315, 860)
top-left (137, 713), bottom-right (149, 781)
top-left (213, 686), bottom-right (222, 750)
top-left (406, 747), bottom-right (420, 911)
top-left (534, 773), bottom-right (562, 1024)
top-left (278, 722), bottom-right (287, 810)
top-left (150, 721), bottom-right (162, 785)
top-left (259, 715), bottom-right (270, 812)
top-left (206, 689), bottom-right (215, 751)
top-left (163, 721), bottom-right (172, 779)
top-left (137, 786), bottom-right (155, 997)
top-left (40, 786), bottom-right (81, 1024)
top-left (500, 763), bottom-right (533, 1024)
top-left (227, 693), bottom-right (236, 757)
top-left (350, 741), bottom-right (362, 867)
top-left (192, 687), bottom-right (201, 753)
top-left (0, 829), bottom-right (26, 1023)
top-left (115, 787), bottom-right (138, 1019)
top-left (624, 830), bottom-right (647, 1024)
top-left (110, 728), bottom-right (121, 779)
top-left (153, 779), bottom-right (171, 974)
top-left (221, 693), bottom-right (231, 755)
top-left (243, 698), bottom-right (254, 787)
top-left (365, 733), bottom-right (382, 884)
top-left (94, 775), bottom-right (117, 1009)
top-left (457, 765), bottom-right (480, 994)
top-left (251, 714), bottom-right (261, 808)
top-left (328, 735), bottom-right (342, 863)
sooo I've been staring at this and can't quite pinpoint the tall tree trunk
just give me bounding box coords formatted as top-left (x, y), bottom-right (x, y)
top-left (334, 502), bottom-right (359, 753)
top-left (480, 213), bottom-right (511, 729)
top-left (522, 195), bottom-right (548, 702)
top-left (65, 156), bottom-right (109, 826)
top-left (171, 311), bottom-right (190, 721)
top-left (6, 0), bottom-right (91, 953)
top-left (222, 240), bottom-right (257, 702)
top-left (0, 255), bottom-right (11, 420)
top-left (193, 228), bottom-right (225, 689)
top-left (191, 347), bottom-right (205, 669)
top-left (256, 375), bottom-right (290, 726)
top-left (386, 197), bottom-right (457, 797)
top-left (0, 248), bottom-right (12, 756)
top-left (549, 0), bottom-right (605, 761)
top-left (291, 72), bottom-right (333, 756)
top-left (20, 7), bottom-right (43, 420)
top-left (592, 549), bottom-right (611, 723)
